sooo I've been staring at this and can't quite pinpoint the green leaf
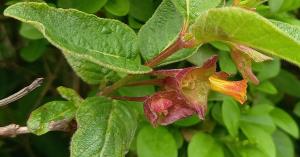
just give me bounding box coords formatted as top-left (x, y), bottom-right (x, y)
top-left (187, 45), bottom-right (216, 66)
top-left (20, 39), bottom-right (47, 62)
top-left (19, 22), bottom-right (43, 40)
top-left (128, 16), bottom-right (143, 29)
top-left (104, 0), bottom-right (130, 16)
top-left (272, 130), bottom-right (294, 157)
top-left (169, 127), bottom-right (184, 149)
top-left (210, 41), bottom-right (231, 51)
top-left (222, 98), bottom-right (240, 137)
top-left (191, 7), bottom-right (300, 67)
top-left (171, 0), bottom-right (221, 24)
top-left (211, 102), bottom-right (224, 125)
top-left (269, 0), bottom-right (300, 13)
top-left (253, 58), bottom-right (281, 82)
top-left (249, 104), bottom-right (274, 115)
top-left (237, 145), bottom-right (266, 157)
top-left (188, 132), bottom-right (224, 157)
top-left (57, 86), bottom-right (83, 107)
top-left (138, 0), bottom-right (197, 65)
top-left (218, 51), bottom-right (237, 74)
top-left (57, 0), bottom-right (107, 13)
top-left (271, 20), bottom-right (300, 42)
top-left (240, 0), bottom-right (267, 8)
top-left (293, 102), bottom-right (300, 117)
top-left (27, 101), bottom-right (76, 135)
top-left (71, 97), bottom-right (137, 157)
top-left (129, 0), bottom-right (157, 22)
top-left (174, 115), bottom-right (200, 127)
top-left (240, 123), bottom-right (276, 157)
top-left (272, 69), bottom-right (300, 98)
top-left (255, 81), bottom-right (278, 95)
top-left (63, 53), bottom-right (120, 84)
top-left (4, 2), bottom-right (152, 84)
top-left (270, 107), bottom-right (299, 138)
top-left (240, 104), bottom-right (276, 133)
top-left (137, 125), bottom-right (177, 157)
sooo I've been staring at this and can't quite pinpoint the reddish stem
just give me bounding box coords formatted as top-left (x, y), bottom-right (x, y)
top-left (145, 38), bottom-right (182, 67)
top-left (100, 23), bottom-right (195, 97)
top-left (126, 79), bottom-right (164, 87)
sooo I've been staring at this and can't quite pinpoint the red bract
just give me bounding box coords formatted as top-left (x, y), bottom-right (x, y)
top-left (230, 44), bottom-right (272, 85)
top-left (144, 56), bottom-right (248, 126)
top-left (144, 91), bottom-right (194, 126)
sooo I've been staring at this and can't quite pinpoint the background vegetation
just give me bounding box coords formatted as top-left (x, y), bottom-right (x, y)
top-left (0, 0), bottom-right (300, 157)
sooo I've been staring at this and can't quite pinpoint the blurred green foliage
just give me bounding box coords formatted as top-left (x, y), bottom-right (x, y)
top-left (0, 0), bottom-right (300, 157)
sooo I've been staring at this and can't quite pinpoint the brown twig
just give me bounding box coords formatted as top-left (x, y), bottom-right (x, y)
top-left (0, 124), bottom-right (30, 137)
top-left (0, 120), bottom-right (74, 137)
top-left (0, 78), bottom-right (44, 107)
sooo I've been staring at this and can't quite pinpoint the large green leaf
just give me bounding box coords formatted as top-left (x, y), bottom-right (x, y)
top-left (58, 0), bottom-right (107, 14)
top-left (271, 20), bottom-right (300, 42)
top-left (71, 97), bottom-right (137, 157)
top-left (191, 7), bottom-right (300, 66)
top-left (188, 132), bottom-right (224, 157)
top-left (27, 101), bottom-right (76, 135)
top-left (138, 0), bottom-right (196, 65)
top-left (137, 126), bottom-right (177, 157)
top-left (222, 98), bottom-right (240, 137)
top-left (4, 2), bottom-right (151, 84)
top-left (270, 107), bottom-right (299, 138)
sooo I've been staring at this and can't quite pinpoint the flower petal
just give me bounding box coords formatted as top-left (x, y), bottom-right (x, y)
top-left (209, 73), bottom-right (248, 104)
top-left (144, 90), bottom-right (194, 126)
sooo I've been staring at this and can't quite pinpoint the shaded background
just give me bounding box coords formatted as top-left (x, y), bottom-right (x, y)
top-left (0, 0), bottom-right (300, 157)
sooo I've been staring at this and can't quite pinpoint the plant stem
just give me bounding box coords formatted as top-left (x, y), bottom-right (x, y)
top-left (100, 25), bottom-right (196, 97)
top-left (110, 96), bottom-right (147, 102)
top-left (145, 37), bottom-right (183, 67)
top-left (99, 75), bottom-right (135, 96)
top-left (125, 78), bottom-right (164, 87)
top-left (0, 78), bottom-right (44, 107)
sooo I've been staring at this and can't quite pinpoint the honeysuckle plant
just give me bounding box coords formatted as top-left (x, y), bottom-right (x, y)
top-left (0, 0), bottom-right (300, 157)
top-left (144, 55), bottom-right (247, 126)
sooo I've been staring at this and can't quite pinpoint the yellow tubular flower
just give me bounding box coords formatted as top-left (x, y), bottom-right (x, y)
top-left (209, 73), bottom-right (248, 104)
